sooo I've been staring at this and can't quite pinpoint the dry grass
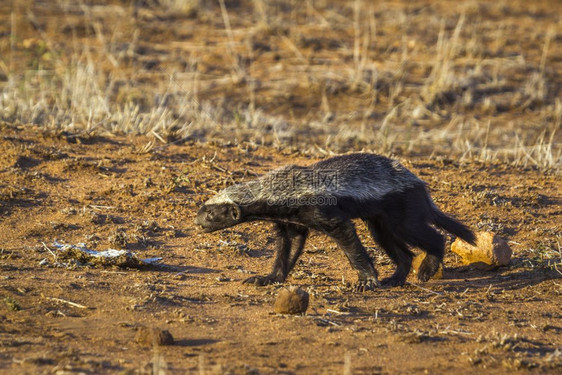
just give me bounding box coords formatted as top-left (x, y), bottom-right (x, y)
top-left (0, 0), bottom-right (560, 170)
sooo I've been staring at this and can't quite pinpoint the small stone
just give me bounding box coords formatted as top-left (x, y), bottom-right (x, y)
top-left (451, 231), bottom-right (512, 266)
top-left (90, 212), bottom-right (106, 225)
top-left (412, 253), bottom-right (443, 279)
top-left (273, 287), bottom-right (309, 315)
top-left (135, 327), bottom-right (174, 346)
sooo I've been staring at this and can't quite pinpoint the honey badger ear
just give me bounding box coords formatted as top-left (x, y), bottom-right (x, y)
top-left (229, 204), bottom-right (241, 221)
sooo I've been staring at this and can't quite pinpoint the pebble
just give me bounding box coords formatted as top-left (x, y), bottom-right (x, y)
top-left (273, 286), bottom-right (309, 315)
top-left (135, 327), bottom-right (174, 346)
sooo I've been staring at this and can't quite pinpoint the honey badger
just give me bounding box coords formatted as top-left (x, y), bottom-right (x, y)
top-left (195, 153), bottom-right (475, 291)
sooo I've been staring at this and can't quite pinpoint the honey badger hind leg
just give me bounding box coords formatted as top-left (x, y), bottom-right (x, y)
top-left (317, 217), bottom-right (380, 292)
top-left (405, 224), bottom-right (445, 282)
top-left (365, 218), bottom-right (413, 287)
top-left (395, 216), bottom-right (445, 282)
top-left (389, 186), bottom-right (446, 282)
top-left (243, 223), bottom-right (308, 286)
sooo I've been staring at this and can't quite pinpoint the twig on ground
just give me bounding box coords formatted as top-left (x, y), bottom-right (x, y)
top-left (43, 295), bottom-right (92, 309)
top-left (41, 242), bottom-right (57, 261)
top-left (406, 281), bottom-right (443, 295)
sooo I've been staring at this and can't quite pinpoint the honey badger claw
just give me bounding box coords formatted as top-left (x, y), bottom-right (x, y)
top-left (242, 275), bottom-right (280, 286)
top-left (355, 277), bottom-right (381, 292)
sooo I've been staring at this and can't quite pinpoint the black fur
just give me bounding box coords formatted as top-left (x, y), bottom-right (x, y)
top-left (195, 153), bottom-right (475, 291)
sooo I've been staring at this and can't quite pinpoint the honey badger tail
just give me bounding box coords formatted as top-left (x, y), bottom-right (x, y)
top-left (430, 202), bottom-right (476, 245)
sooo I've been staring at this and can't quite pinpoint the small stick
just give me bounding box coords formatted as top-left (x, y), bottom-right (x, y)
top-left (406, 281), bottom-right (443, 296)
top-left (326, 309), bottom-right (350, 316)
top-left (151, 130), bottom-right (166, 144)
top-left (554, 262), bottom-right (562, 277)
top-left (44, 296), bottom-right (91, 309)
top-left (100, 270), bottom-right (127, 275)
top-left (211, 164), bottom-right (228, 173)
top-left (439, 329), bottom-right (474, 336)
top-left (41, 242), bottom-right (57, 260)
top-left (152, 136), bottom-right (191, 152)
top-left (315, 318), bottom-right (341, 326)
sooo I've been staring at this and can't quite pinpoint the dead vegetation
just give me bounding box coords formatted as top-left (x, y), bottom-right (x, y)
top-left (0, 1), bottom-right (561, 374)
top-left (0, 0), bottom-right (560, 170)
top-left (0, 124), bottom-right (560, 373)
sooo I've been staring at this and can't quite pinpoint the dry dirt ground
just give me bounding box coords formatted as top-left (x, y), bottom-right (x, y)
top-left (0, 0), bottom-right (561, 374)
top-left (0, 124), bottom-right (561, 374)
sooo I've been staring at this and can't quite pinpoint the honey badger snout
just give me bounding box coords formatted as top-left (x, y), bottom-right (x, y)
top-left (194, 203), bottom-right (242, 232)
top-left (194, 212), bottom-right (204, 227)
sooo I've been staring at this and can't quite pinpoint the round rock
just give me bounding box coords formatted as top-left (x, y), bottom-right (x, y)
top-left (135, 326), bottom-right (174, 346)
top-left (273, 286), bottom-right (309, 314)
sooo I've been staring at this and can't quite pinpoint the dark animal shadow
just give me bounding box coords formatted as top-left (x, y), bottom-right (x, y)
top-left (183, 265), bottom-right (220, 274)
top-left (141, 264), bottom-right (220, 275)
top-left (174, 338), bottom-right (220, 347)
top-left (436, 263), bottom-right (561, 292)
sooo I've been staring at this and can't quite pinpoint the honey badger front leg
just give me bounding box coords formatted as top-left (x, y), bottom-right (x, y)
top-left (243, 223), bottom-right (308, 286)
top-left (287, 225), bottom-right (309, 272)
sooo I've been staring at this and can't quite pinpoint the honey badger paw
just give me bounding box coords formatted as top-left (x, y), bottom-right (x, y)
top-left (417, 255), bottom-right (440, 282)
top-left (354, 277), bottom-right (380, 292)
top-left (242, 275), bottom-right (280, 286)
top-left (381, 275), bottom-right (407, 287)
top-left (416, 266), bottom-right (434, 282)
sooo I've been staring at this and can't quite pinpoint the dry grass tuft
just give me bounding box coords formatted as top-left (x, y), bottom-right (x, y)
top-left (0, 0), bottom-right (560, 170)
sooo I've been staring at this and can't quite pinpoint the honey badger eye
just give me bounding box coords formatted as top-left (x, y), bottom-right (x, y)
top-left (206, 212), bottom-right (214, 221)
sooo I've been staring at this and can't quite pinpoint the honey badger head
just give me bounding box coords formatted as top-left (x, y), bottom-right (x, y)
top-left (195, 203), bottom-right (242, 232)
top-left (195, 180), bottom-right (262, 232)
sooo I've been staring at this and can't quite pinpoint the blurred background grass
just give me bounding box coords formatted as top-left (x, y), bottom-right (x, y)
top-left (0, 0), bottom-right (560, 170)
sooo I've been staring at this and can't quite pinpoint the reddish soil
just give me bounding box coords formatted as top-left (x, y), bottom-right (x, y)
top-left (1, 0), bottom-right (561, 373)
top-left (1, 124), bottom-right (561, 374)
